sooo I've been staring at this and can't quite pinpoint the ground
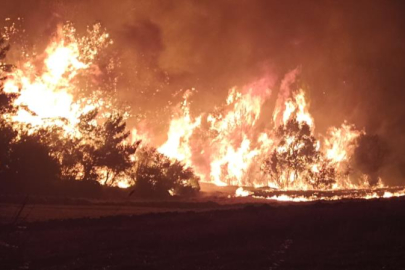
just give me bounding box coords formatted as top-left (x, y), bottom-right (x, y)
top-left (1, 195), bottom-right (405, 270)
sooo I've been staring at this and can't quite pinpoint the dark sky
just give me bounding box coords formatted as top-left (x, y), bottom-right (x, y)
top-left (1, 0), bottom-right (405, 184)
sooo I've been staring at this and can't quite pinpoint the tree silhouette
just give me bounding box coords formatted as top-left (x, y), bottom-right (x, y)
top-left (56, 110), bottom-right (140, 185)
top-left (131, 147), bottom-right (200, 198)
top-left (96, 114), bottom-right (139, 185)
top-left (0, 38), bottom-right (200, 197)
top-left (76, 109), bottom-right (101, 181)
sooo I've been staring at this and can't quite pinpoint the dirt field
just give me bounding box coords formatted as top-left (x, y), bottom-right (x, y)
top-left (0, 200), bottom-right (229, 224)
top-left (1, 197), bottom-right (405, 270)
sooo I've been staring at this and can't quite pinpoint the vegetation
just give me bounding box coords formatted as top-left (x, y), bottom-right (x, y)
top-left (131, 147), bottom-right (200, 198)
top-left (262, 119), bottom-right (336, 189)
top-left (0, 40), bottom-right (200, 198)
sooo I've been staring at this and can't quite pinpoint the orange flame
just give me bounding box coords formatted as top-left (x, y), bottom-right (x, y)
top-left (3, 22), bottom-right (404, 200)
top-left (3, 23), bottom-right (111, 135)
top-left (149, 69), bottom-right (402, 200)
top-left (158, 90), bottom-right (201, 167)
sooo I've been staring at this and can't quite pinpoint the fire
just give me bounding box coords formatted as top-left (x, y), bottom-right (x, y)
top-left (235, 187), bottom-right (405, 202)
top-left (281, 90), bottom-right (313, 127)
top-left (158, 90), bottom-right (201, 167)
top-left (149, 69), bottom-right (405, 201)
top-left (2, 23), bottom-right (111, 135)
top-left (0, 22), bottom-right (136, 188)
top-left (235, 187), bottom-right (251, 197)
top-left (206, 81), bottom-right (270, 186)
top-left (324, 123), bottom-right (362, 164)
top-left (2, 20), bottom-right (404, 200)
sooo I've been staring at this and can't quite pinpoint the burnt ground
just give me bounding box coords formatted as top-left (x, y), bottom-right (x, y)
top-left (1, 198), bottom-right (405, 270)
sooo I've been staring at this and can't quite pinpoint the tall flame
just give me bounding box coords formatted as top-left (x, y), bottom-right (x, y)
top-left (149, 69), bottom-right (396, 195)
top-left (2, 23), bottom-right (111, 135)
top-left (158, 90), bottom-right (201, 167)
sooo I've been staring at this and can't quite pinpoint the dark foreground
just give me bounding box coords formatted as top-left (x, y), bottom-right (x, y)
top-left (1, 198), bottom-right (405, 270)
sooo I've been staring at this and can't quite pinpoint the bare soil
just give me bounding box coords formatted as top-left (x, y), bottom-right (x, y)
top-left (1, 197), bottom-right (405, 270)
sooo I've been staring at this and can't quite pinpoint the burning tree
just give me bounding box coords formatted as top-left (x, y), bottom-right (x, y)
top-left (262, 119), bottom-right (335, 189)
top-left (45, 109), bottom-right (140, 186)
top-left (0, 22), bottom-right (204, 198)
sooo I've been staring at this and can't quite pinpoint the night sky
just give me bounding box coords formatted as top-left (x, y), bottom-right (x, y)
top-left (1, 0), bottom-right (405, 184)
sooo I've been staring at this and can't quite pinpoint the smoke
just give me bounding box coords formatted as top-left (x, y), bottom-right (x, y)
top-left (1, 0), bottom-right (405, 184)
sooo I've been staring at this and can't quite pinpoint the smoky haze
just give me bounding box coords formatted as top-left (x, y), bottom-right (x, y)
top-left (1, 0), bottom-right (405, 184)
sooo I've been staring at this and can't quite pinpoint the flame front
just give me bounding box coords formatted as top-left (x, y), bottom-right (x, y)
top-left (2, 21), bottom-right (404, 200)
top-left (151, 70), bottom-right (405, 200)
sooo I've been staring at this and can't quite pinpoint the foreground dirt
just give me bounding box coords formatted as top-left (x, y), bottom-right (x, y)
top-left (1, 198), bottom-right (405, 270)
top-left (0, 200), bottom-right (229, 224)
